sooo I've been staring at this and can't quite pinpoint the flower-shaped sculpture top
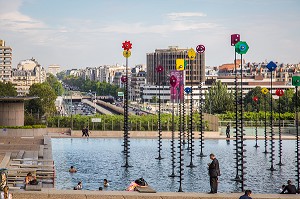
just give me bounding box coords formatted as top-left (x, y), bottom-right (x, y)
top-left (266, 61), bottom-right (277, 72)
top-left (235, 41), bottom-right (249, 55)
top-left (253, 96), bottom-right (259, 102)
top-left (261, 87), bottom-right (269, 95)
top-left (121, 75), bottom-right (127, 83)
top-left (122, 41), bottom-right (132, 51)
top-left (156, 65), bottom-right (164, 73)
top-left (184, 87), bottom-right (191, 94)
top-left (275, 89), bottom-right (284, 97)
top-left (196, 45), bottom-right (205, 53)
top-left (292, 75), bottom-right (300, 86)
top-left (170, 75), bottom-right (177, 87)
top-left (123, 50), bottom-right (131, 58)
top-left (231, 34), bottom-right (240, 46)
top-left (187, 48), bottom-right (196, 60)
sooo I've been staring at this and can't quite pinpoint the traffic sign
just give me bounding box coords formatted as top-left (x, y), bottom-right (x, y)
top-left (118, 92), bottom-right (124, 97)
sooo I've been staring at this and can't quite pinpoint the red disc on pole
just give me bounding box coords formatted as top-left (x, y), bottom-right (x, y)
top-left (121, 75), bottom-right (127, 83)
top-left (253, 96), bottom-right (259, 102)
top-left (122, 41), bottom-right (132, 51)
top-left (170, 75), bottom-right (177, 87)
top-left (156, 65), bottom-right (164, 73)
top-left (275, 89), bottom-right (284, 97)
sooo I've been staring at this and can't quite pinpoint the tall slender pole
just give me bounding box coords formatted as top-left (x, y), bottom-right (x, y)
top-left (178, 86), bottom-right (184, 192)
top-left (187, 59), bottom-right (196, 168)
top-left (269, 71), bottom-right (275, 171)
top-left (254, 99), bottom-right (259, 148)
top-left (198, 52), bottom-right (205, 157)
top-left (295, 86), bottom-right (299, 191)
top-left (169, 98), bottom-right (176, 177)
top-left (277, 94), bottom-right (283, 166)
top-left (156, 70), bottom-right (163, 160)
top-left (263, 94), bottom-right (268, 154)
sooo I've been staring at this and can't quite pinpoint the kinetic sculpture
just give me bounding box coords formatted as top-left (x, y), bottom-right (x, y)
top-left (156, 65), bottom-right (164, 160)
top-left (275, 89), bottom-right (284, 166)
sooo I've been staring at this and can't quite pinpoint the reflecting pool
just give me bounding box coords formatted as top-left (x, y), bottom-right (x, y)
top-left (52, 138), bottom-right (296, 193)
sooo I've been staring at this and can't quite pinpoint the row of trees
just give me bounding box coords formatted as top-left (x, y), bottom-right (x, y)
top-left (62, 75), bottom-right (123, 97)
top-left (204, 81), bottom-right (299, 114)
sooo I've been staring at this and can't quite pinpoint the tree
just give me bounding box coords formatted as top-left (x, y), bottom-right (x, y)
top-left (0, 82), bottom-right (17, 96)
top-left (56, 71), bottom-right (66, 80)
top-left (46, 73), bottom-right (64, 96)
top-left (204, 80), bottom-right (234, 114)
top-left (279, 88), bottom-right (294, 113)
top-left (25, 82), bottom-right (57, 116)
top-left (243, 86), bottom-right (274, 112)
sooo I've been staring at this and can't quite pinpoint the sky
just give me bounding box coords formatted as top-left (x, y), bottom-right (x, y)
top-left (1, 0), bottom-right (300, 70)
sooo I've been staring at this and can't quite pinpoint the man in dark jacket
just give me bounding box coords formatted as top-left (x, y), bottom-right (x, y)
top-left (208, 153), bottom-right (220, 193)
top-left (281, 180), bottom-right (297, 194)
top-left (239, 190), bottom-right (252, 199)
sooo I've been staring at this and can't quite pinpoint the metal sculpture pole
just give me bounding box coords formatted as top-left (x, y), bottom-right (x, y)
top-left (169, 75), bottom-right (178, 178)
top-left (121, 40), bottom-right (132, 168)
top-left (253, 96), bottom-right (259, 148)
top-left (266, 61), bottom-right (277, 171)
top-left (296, 86), bottom-right (299, 191)
top-left (187, 48), bottom-right (196, 168)
top-left (276, 89), bottom-right (284, 166)
top-left (196, 44), bottom-right (206, 158)
top-left (184, 88), bottom-right (191, 151)
top-left (156, 65), bottom-right (164, 160)
top-left (231, 34), bottom-right (241, 181)
top-left (261, 87), bottom-right (269, 154)
top-left (235, 40), bottom-right (249, 191)
top-left (178, 87), bottom-right (184, 192)
top-left (292, 74), bottom-right (300, 191)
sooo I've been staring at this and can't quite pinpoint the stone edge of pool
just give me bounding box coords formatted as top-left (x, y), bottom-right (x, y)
top-left (10, 190), bottom-right (300, 199)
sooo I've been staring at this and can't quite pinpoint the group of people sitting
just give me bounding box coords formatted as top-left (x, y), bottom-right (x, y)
top-left (280, 180), bottom-right (298, 194)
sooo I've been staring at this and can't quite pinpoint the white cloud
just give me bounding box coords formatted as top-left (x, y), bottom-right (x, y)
top-left (167, 12), bottom-right (207, 20)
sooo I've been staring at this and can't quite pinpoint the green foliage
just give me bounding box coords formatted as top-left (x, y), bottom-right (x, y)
top-left (56, 71), bottom-right (66, 80)
top-left (218, 111), bottom-right (295, 121)
top-left (280, 88), bottom-right (295, 112)
top-left (25, 82), bottom-right (57, 116)
top-left (46, 73), bottom-right (64, 96)
top-left (204, 80), bottom-right (234, 114)
top-left (0, 125), bottom-right (46, 129)
top-left (63, 76), bottom-right (122, 97)
top-left (0, 82), bottom-right (17, 96)
top-left (47, 113), bottom-right (211, 131)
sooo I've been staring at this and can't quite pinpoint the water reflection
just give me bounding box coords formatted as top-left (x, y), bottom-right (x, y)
top-left (52, 138), bottom-right (296, 193)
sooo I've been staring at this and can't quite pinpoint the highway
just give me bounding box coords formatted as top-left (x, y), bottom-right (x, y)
top-left (82, 99), bottom-right (114, 115)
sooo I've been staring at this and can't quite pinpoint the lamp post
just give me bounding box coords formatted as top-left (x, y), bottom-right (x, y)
top-left (266, 61), bottom-right (277, 171)
top-left (156, 65), bottom-right (164, 160)
top-left (196, 44), bottom-right (206, 158)
top-left (253, 96), bottom-right (259, 148)
top-left (187, 48), bottom-right (196, 168)
top-left (275, 89), bottom-right (284, 166)
top-left (121, 40), bottom-right (132, 168)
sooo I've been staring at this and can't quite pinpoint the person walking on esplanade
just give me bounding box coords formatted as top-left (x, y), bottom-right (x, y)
top-left (226, 123), bottom-right (230, 138)
top-left (208, 153), bottom-right (220, 194)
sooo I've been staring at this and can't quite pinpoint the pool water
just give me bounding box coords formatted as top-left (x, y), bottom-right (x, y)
top-left (52, 138), bottom-right (296, 193)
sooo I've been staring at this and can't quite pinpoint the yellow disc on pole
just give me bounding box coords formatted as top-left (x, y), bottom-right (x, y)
top-left (187, 48), bottom-right (196, 60)
top-left (261, 87), bottom-right (269, 95)
top-left (123, 50), bottom-right (131, 58)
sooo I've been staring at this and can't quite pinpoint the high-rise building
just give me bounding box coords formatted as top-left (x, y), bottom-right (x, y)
top-left (146, 46), bottom-right (205, 85)
top-left (0, 40), bottom-right (12, 83)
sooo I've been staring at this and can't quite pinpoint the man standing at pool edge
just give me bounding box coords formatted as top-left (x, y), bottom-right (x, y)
top-left (208, 153), bottom-right (220, 193)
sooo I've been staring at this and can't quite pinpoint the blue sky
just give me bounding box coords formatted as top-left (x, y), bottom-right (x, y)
top-left (1, 0), bottom-right (299, 70)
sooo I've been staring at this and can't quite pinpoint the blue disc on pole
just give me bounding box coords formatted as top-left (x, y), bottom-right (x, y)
top-left (266, 61), bottom-right (277, 72)
top-left (184, 87), bottom-right (191, 94)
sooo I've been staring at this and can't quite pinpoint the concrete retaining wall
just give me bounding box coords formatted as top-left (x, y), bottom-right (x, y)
top-left (71, 130), bottom-right (220, 138)
top-left (2, 128), bottom-right (47, 137)
top-left (11, 190), bottom-right (299, 199)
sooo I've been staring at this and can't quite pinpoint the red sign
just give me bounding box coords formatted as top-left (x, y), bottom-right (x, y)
top-left (275, 89), bottom-right (284, 97)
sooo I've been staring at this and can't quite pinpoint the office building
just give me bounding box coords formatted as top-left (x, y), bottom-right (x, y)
top-left (0, 40), bottom-right (12, 83)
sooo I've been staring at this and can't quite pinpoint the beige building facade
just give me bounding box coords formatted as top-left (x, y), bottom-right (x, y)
top-left (48, 64), bottom-right (61, 76)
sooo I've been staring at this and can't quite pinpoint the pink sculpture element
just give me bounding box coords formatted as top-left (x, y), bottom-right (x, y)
top-left (121, 75), bottom-right (127, 83)
top-left (196, 44), bottom-right (205, 53)
top-left (156, 65), bottom-right (164, 73)
top-left (231, 34), bottom-right (240, 46)
top-left (170, 75), bottom-right (177, 87)
top-left (122, 41), bottom-right (132, 51)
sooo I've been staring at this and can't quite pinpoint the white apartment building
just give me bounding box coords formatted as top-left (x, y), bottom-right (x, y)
top-left (0, 40), bottom-right (12, 83)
